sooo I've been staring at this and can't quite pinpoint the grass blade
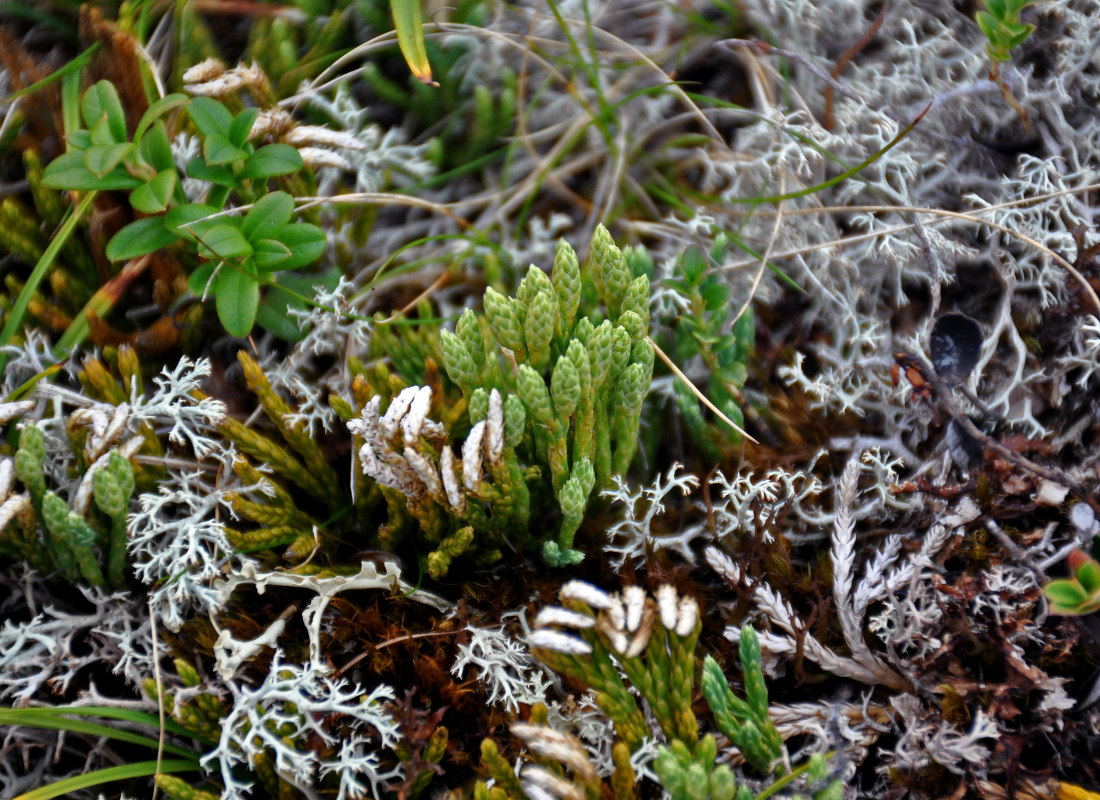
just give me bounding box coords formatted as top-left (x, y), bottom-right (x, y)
top-left (0, 191), bottom-right (96, 381)
top-left (13, 759), bottom-right (198, 800)
top-left (0, 708), bottom-right (199, 758)
top-left (391, 0), bottom-right (434, 85)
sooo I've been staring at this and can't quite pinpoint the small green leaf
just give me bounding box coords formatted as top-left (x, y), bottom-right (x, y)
top-left (45, 151), bottom-right (140, 190)
top-left (106, 217), bottom-right (180, 261)
top-left (228, 107), bottom-right (259, 148)
top-left (41, 151), bottom-right (98, 191)
top-left (1044, 579), bottom-right (1089, 610)
top-left (215, 265), bottom-right (260, 338)
top-left (715, 362), bottom-right (748, 388)
top-left (252, 238), bottom-right (291, 269)
top-left (66, 129), bottom-right (92, 150)
top-left (83, 143), bottom-right (134, 178)
top-left (701, 281), bottom-right (730, 311)
top-left (133, 93), bottom-right (189, 143)
top-left (129, 169), bottom-right (177, 214)
top-left (187, 96), bottom-right (234, 138)
top-left (186, 156), bottom-right (237, 187)
top-left (89, 116), bottom-right (119, 147)
top-left (199, 224), bottom-right (252, 259)
top-left (1001, 22), bottom-right (1035, 50)
top-left (81, 80), bottom-right (127, 142)
top-left (1076, 560), bottom-right (1100, 595)
top-left (203, 133), bottom-right (248, 166)
top-left (187, 261), bottom-right (218, 296)
top-left (680, 247), bottom-right (706, 285)
top-left (137, 120), bottom-right (176, 173)
top-left (241, 191), bottom-right (294, 242)
top-left (270, 223), bottom-right (325, 270)
top-left (166, 203), bottom-right (221, 241)
top-left (976, 10), bottom-right (1002, 46)
top-left (239, 143), bottom-right (303, 179)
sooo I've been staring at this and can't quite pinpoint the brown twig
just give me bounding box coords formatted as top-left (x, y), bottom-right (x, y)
top-left (824, 1), bottom-right (890, 130)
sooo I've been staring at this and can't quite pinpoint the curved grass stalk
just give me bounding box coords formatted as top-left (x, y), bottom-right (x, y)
top-left (722, 103), bottom-right (931, 206)
top-left (0, 191), bottom-right (96, 381)
top-left (51, 254), bottom-right (153, 361)
top-left (650, 336), bottom-right (756, 443)
top-left (722, 198), bottom-right (1100, 316)
top-left (0, 703), bottom-right (208, 742)
top-left (13, 759), bottom-right (199, 800)
top-left (754, 752), bottom-right (836, 800)
top-left (0, 708), bottom-right (201, 757)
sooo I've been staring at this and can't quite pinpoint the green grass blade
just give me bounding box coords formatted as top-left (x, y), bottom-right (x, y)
top-left (0, 44), bottom-right (99, 105)
top-left (0, 190), bottom-right (96, 381)
top-left (13, 759), bottom-right (199, 800)
top-left (754, 752), bottom-right (834, 800)
top-left (391, 0), bottom-right (434, 85)
top-left (5, 704), bottom-right (208, 742)
top-left (0, 709), bottom-right (199, 758)
top-left (725, 103), bottom-right (931, 205)
top-left (61, 65), bottom-right (83, 142)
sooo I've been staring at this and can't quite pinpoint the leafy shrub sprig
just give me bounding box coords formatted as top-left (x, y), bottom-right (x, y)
top-left (42, 80), bottom-right (323, 339)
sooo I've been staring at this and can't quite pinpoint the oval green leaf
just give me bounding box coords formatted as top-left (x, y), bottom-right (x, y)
top-left (65, 130), bottom-right (92, 150)
top-left (187, 260), bottom-right (218, 297)
top-left (81, 80), bottom-right (127, 142)
top-left (252, 238), bottom-right (291, 270)
top-left (105, 216), bottom-right (180, 261)
top-left (239, 143), bottom-right (303, 179)
top-left (241, 191), bottom-right (294, 242)
top-left (42, 151), bottom-right (100, 191)
top-left (187, 96), bottom-right (234, 138)
top-left (203, 133), bottom-right (248, 166)
top-left (1077, 560), bottom-right (1100, 595)
top-left (1044, 579), bottom-right (1088, 612)
top-left (82, 143), bottom-right (133, 178)
top-left (215, 265), bottom-right (260, 338)
top-left (166, 203), bottom-right (222, 241)
top-left (129, 169), bottom-right (177, 214)
top-left (229, 107), bottom-right (260, 148)
top-left (199, 224), bottom-right (252, 260)
top-left (186, 156), bottom-right (237, 187)
top-left (137, 119), bottom-right (177, 173)
top-left (271, 222), bottom-right (326, 270)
